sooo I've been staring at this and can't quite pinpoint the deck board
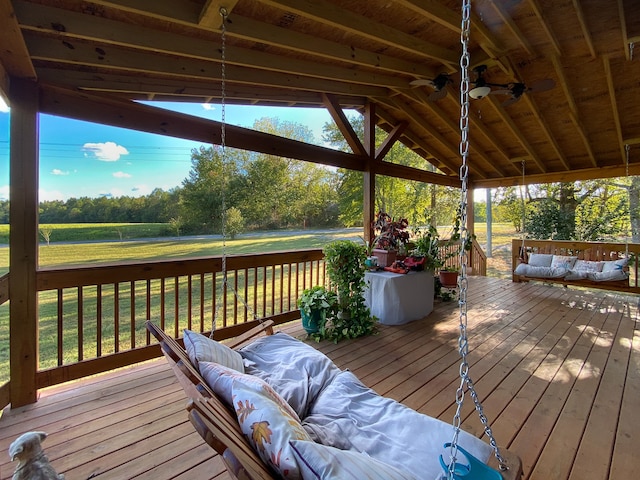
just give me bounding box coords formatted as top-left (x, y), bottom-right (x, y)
top-left (0, 277), bottom-right (638, 480)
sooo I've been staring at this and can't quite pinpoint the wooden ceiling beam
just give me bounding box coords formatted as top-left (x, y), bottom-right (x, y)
top-left (27, 45), bottom-right (392, 102)
top-left (21, 27), bottom-right (408, 90)
top-left (38, 83), bottom-right (369, 171)
top-left (373, 103), bottom-right (456, 176)
top-left (322, 93), bottom-right (367, 156)
top-left (199, 1), bottom-right (239, 29)
top-left (375, 122), bottom-right (407, 162)
top-left (259, 0), bottom-right (459, 65)
top-left (381, 95), bottom-right (487, 179)
top-left (489, 1), bottom-right (534, 57)
top-left (15, 1), bottom-right (435, 80)
top-left (395, 0), bottom-right (504, 56)
top-left (549, 54), bottom-right (597, 168)
top-left (521, 95), bottom-right (570, 171)
top-left (527, 0), bottom-right (562, 56)
top-left (485, 96), bottom-right (547, 174)
top-left (0, 0), bottom-right (36, 79)
top-left (572, 0), bottom-right (597, 58)
top-left (403, 88), bottom-right (508, 177)
top-left (603, 55), bottom-right (627, 162)
top-left (475, 163), bottom-right (640, 189)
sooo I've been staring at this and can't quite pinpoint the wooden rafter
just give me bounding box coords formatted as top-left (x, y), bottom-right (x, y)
top-left (375, 122), bottom-right (407, 162)
top-left (322, 93), bottom-right (366, 156)
top-left (486, 96), bottom-right (547, 174)
top-left (490, 1), bottom-right (534, 57)
top-left (549, 54), bottom-right (597, 168)
top-left (603, 55), bottom-right (627, 162)
top-left (199, 0), bottom-right (240, 29)
top-left (258, 0), bottom-right (459, 65)
top-left (527, 0), bottom-right (562, 56)
top-left (403, 88), bottom-right (507, 177)
top-left (384, 94), bottom-right (487, 179)
top-left (572, 0), bottom-right (597, 58)
top-left (0, 0), bottom-right (36, 79)
top-left (521, 94), bottom-right (570, 171)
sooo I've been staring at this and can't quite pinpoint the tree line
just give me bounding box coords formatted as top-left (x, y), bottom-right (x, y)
top-left (0, 115), bottom-right (635, 243)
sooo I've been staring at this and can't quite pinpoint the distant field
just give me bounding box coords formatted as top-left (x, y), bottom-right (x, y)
top-left (0, 223), bottom-right (172, 244)
top-left (0, 222), bottom-right (519, 274)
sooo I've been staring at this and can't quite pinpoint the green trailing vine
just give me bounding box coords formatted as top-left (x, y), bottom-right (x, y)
top-left (316, 240), bottom-right (377, 342)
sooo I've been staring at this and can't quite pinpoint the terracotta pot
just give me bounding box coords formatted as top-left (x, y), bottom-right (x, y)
top-left (373, 248), bottom-right (397, 267)
top-left (439, 270), bottom-right (459, 288)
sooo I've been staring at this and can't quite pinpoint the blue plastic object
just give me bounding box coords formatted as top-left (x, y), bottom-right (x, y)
top-left (439, 443), bottom-right (503, 480)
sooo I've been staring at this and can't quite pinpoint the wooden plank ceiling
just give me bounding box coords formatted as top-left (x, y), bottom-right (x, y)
top-left (1, 0), bottom-right (639, 188)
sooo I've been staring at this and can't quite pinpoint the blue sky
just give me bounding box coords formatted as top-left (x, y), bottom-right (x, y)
top-left (0, 100), bottom-right (337, 202)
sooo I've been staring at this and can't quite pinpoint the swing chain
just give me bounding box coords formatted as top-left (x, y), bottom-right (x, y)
top-left (448, 0), bottom-right (507, 475)
top-left (211, 8), bottom-right (258, 337)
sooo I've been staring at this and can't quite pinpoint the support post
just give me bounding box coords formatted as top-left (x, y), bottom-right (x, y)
top-left (485, 188), bottom-right (492, 257)
top-left (9, 79), bottom-right (39, 406)
top-left (363, 102), bottom-right (376, 241)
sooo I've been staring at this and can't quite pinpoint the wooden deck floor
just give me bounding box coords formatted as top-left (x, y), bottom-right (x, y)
top-left (1, 276), bottom-right (638, 480)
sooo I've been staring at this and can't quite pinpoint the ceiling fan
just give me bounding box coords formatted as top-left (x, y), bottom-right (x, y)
top-left (469, 64), bottom-right (555, 105)
top-left (409, 73), bottom-right (453, 101)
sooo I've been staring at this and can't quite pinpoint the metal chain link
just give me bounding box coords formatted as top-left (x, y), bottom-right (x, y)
top-left (212, 8), bottom-right (258, 337)
top-left (446, 0), bottom-right (507, 476)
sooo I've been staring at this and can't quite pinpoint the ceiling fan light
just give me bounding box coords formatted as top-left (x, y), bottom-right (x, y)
top-left (469, 85), bottom-right (492, 99)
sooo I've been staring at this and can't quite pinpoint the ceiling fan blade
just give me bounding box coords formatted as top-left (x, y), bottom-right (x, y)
top-left (429, 88), bottom-right (448, 101)
top-left (410, 79), bottom-right (436, 88)
top-left (490, 89), bottom-right (512, 95)
top-left (502, 96), bottom-right (522, 107)
top-left (527, 78), bottom-right (555, 93)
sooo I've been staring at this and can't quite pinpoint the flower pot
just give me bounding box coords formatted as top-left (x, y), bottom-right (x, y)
top-left (439, 270), bottom-right (459, 288)
top-left (364, 256), bottom-right (378, 270)
top-left (300, 308), bottom-right (326, 334)
top-left (373, 248), bottom-right (397, 267)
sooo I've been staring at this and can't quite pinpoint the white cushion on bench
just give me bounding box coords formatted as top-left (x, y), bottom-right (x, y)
top-left (527, 253), bottom-right (554, 267)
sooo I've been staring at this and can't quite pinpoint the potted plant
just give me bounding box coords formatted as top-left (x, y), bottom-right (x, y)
top-left (361, 236), bottom-right (379, 270)
top-left (322, 240), bottom-right (376, 342)
top-left (410, 224), bottom-right (443, 272)
top-left (372, 211), bottom-right (410, 266)
top-left (297, 286), bottom-right (337, 334)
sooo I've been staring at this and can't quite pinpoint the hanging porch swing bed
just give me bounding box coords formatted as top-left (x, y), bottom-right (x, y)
top-left (146, 321), bottom-right (522, 480)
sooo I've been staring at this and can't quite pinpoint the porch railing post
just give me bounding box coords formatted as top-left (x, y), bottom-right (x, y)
top-left (9, 78), bottom-right (40, 406)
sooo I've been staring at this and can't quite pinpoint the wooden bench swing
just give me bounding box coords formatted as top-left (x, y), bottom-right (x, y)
top-left (511, 239), bottom-right (640, 294)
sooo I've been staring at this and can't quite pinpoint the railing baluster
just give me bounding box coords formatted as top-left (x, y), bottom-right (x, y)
top-left (160, 278), bottom-right (166, 331)
top-left (57, 289), bottom-right (63, 366)
top-left (77, 286), bottom-right (83, 362)
top-left (97, 285), bottom-right (103, 357)
top-left (145, 280), bottom-right (151, 345)
top-left (114, 283), bottom-right (120, 353)
top-left (130, 281), bottom-right (136, 349)
top-left (199, 273), bottom-right (205, 332)
top-left (188, 275), bottom-right (193, 331)
top-left (174, 277), bottom-right (179, 338)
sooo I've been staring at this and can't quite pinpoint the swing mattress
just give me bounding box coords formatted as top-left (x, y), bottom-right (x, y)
top-left (202, 331), bottom-right (494, 479)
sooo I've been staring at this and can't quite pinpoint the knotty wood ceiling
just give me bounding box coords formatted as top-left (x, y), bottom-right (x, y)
top-left (1, 0), bottom-right (639, 188)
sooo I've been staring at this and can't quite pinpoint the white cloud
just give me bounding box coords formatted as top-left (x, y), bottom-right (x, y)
top-left (131, 184), bottom-right (152, 196)
top-left (0, 185), bottom-right (8, 200)
top-left (0, 95), bottom-right (9, 113)
top-left (113, 171), bottom-right (132, 178)
top-left (201, 103), bottom-right (216, 111)
top-left (82, 142), bottom-right (129, 161)
top-left (51, 169), bottom-right (70, 176)
top-left (39, 188), bottom-right (66, 202)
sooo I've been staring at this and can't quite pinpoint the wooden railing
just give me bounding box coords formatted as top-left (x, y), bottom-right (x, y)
top-left (437, 238), bottom-right (487, 276)
top-left (31, 249), bottom-right (325, 389)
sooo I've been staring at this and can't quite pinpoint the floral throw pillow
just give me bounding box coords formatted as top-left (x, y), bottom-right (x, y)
top-left (233, 378), bottom-right (311, 479)
top-left (183, 329), bottom-right (245, 372)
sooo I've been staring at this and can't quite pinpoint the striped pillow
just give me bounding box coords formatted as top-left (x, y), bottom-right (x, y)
top-left (183, 329), bottom-right (245, 372)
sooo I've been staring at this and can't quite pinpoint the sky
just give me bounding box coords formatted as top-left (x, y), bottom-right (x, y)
top-left (0, 99), bottom-right (338, 202)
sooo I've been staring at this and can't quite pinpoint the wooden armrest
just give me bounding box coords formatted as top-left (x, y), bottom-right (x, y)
top-left (226, 320), bottom-right (274, 349)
